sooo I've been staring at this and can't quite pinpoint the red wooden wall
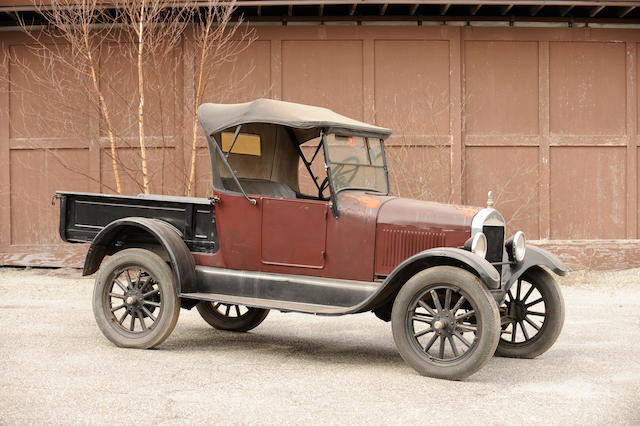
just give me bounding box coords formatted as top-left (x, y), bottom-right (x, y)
top-left (1, 25), bottom-right (639, 268)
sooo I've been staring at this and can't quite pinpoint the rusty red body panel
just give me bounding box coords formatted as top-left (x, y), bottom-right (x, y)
top-left (374, 198), bottom-right (478, 275)
top-left (195, 190), bottom-right (388, 281)
top-left (193, 189), bottom-right (478, 281)
top-left (377, 198), bottom-right (479, 231)
top-left (261, 197), bottom-right (328, 268)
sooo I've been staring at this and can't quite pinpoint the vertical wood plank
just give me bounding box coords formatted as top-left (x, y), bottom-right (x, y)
top-left (182, 35), bottom-right (195, 196)
top-left (538, 41), bottom-right (551, 239)
top-left (0, 39), bottom-right (10, 251)
top-left (174, 37), bottom-right (185, 196)
top-left (88, 42), bottom-right (101, 194)
top-left (87, 126), bottom-right (101, 193)
top-left (362, 38), bottom-right (375, 124)
top-left (450, 27), bottom-right (462, 204)
top-left (271, 37), bottom-right (282, 100)
top-left (626, 41), bottom-right (637, 238)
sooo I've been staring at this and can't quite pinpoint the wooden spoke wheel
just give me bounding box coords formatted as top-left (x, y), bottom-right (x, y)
top-left (496, 267), bottom-right (565, 359)
top-left (196, 302), bottom-right (269, 332)
top-left (391, 266), bottom-right (500, 380)
top-left (92, 249), bottom-right (180, 349)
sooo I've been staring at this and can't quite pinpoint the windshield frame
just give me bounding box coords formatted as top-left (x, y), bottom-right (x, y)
top-left (322, 131), bottom-right (390, 218)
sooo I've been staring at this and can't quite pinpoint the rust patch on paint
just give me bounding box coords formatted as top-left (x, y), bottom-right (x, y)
top-left (341, 192), bottom-right (382, 210)
top-left (454, 205), bottom-right (482, 218)
top-left (338, 192), bottom-right (394, 218)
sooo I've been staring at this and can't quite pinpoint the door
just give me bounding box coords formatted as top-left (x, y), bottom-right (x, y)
top-left (261, 198), bottom-right (328, 269)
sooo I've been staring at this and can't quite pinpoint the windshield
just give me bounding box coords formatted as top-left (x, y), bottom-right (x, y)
top-left (325, 134), bottom-right (388, 194)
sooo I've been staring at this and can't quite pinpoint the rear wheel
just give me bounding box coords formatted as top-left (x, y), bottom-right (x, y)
top-left (196, 302), bottom-right (269, 332)
top-left (92, 248), bottom-right (180, 349)
top-left (391, 266), bottom-right (500, 380)
top-left (496, 267), bottom-right (564, 358)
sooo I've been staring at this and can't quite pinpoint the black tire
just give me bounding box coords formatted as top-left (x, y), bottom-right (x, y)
top-left (391, 266), bottom-right (500, 380)
top-left (92, 248), bottom-right (180, 349)
top-left (196, 302), bottom-right (269, 332)
top-left (496, 267), bottom-right (564, 359)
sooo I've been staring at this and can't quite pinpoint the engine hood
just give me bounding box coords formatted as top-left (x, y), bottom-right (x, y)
top-left (377, 197), bottom-right (481, 231)
top-left (335, 191), bottom-right (483, 277)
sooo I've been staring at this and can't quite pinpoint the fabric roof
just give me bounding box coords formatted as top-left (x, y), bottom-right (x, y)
top-left (198, 98), bottom-right (392, 142)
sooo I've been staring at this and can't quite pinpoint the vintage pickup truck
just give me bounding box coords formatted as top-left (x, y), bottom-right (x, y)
top-left (57, 99), bottom-right (566, 380)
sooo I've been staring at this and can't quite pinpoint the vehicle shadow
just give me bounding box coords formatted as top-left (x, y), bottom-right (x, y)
top-left (160, 322), bottom-right (571, 383)
top-left (163, 324), bottom-right (404, 368)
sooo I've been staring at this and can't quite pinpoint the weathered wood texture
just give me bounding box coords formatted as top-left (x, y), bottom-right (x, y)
top-left (531, 240), bottom-right (640, 271)
top-left (1, 240), bottom-right (637, 272)
top-left (1, 26), bottom-right (639, 270)
top-left (0, 244), bottom-right (85, 268)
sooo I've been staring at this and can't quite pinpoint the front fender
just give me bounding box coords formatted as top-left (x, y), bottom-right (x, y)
top-left (83, 217), bottom-right (197, 293)
top-left (387, 247), bottom-right (501, 289)
top-left (503, 245), bottom-right (567, 290)
top-left (392, 247), bottom-right (500, 288)
top-left (354, 247), bottom-right (501, 313)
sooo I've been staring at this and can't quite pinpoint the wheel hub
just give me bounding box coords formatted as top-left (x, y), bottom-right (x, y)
top-left (510, 301), bottom-right (527, 322)
top-left (124, 290), bottom-right (143, 311)
top-left (432, 313), bottom-right (454, 336)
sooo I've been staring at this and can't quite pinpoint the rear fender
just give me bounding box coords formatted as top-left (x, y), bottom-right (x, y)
top-left (83, 217), bottom-right (197, 293)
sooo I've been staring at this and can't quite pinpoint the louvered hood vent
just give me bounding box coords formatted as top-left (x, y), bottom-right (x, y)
top-left (377, 226), bottom-right (446, 269)
top-left (373, 197), bottom-right (476, 276)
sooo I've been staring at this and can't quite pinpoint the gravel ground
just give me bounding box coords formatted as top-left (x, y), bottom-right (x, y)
top-left (0, 266), bottom-right (639, 425)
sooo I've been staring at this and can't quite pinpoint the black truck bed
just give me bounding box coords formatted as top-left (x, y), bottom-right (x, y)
top-left (56, 191), bottom-right (218, 253)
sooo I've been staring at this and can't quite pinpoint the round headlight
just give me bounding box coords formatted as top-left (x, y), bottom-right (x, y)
top-left (471, 232), bottom-right (487, 259)
top-left (511, 231), bottom-right (526, 262)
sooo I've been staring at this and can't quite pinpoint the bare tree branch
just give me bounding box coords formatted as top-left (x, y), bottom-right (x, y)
top-left (186, 0), bottom-right (255, 196)
top-left (7, 0), bottom-right (254, 198)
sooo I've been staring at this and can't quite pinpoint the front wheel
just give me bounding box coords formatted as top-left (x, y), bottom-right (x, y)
top-left (196, 301), bottom-right (269, 332)
top-left (92, 248), bottom-right (180, 349)
top-left (391, 266), bottom-right (500, 380)
top-left (496, 267), bottom-right (565, 359)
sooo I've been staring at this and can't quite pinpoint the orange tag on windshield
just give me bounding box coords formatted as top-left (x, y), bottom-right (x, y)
top-left (348, 136), bottom-right (354, 147)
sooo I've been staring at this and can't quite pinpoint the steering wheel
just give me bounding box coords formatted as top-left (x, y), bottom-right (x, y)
top-left (318, 176), bottom-right (330, 201)
top-left (331, 161), bottom-right (360, 187)
top-left (318, 157), bottom-right (363, 200)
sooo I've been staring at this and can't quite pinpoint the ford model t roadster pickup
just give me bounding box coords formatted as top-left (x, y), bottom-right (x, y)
top-left (57, 99), bottom-right (566, 380)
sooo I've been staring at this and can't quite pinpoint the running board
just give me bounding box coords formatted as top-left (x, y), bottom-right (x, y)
top-left (180, 266), bottom-right (381, 315)
top-left (180, 292), bottom-right (350, 315)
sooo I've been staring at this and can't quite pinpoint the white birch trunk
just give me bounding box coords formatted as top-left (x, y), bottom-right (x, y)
top-left (137, 0), bottom-right (150, 194)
